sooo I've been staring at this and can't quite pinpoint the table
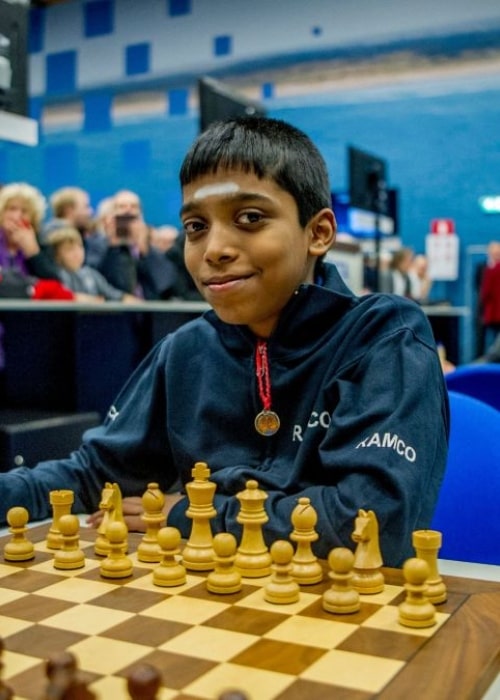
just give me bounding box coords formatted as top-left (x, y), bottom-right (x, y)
top-left (0, 300), bottom-right (209, 417)
top-left (421, 304), bottom-right (472, 365)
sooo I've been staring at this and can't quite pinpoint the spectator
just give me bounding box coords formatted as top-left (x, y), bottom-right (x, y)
top-left (479, 240), bottom-right (500, 352)
top-left (0, 182), bottom-right (60, 287)
top-left (43, 186), bottom-right (107, 269)
top-left (47, 227), bottom-right (141, 303)
top-left (409, 254), bottom-right (433, 303)
top-left (149, 225), bottom-right (178, 253)
top-left (379, 247), bottom-right (418, 299)
top-left (98, 190), bottom-right (178, 300)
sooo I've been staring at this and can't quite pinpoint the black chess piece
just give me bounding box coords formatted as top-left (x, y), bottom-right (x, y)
top-left (0, 637), bottom-right (14, 700)
top-left (127, 663), bottom-right (162, 700)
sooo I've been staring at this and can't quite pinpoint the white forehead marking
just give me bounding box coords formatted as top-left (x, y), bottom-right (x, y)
top-left (192, 182), bottom-right (240, 200)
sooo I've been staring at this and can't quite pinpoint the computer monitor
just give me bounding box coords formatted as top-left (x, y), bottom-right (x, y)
top-left (198, 76), bottom-right (266, 133)
top-left (331, 188), bottom-right (399, 238)
top-left (0, 0), bottom-right (28, 117)
top-left (348, 145), bottom-right (388, 215)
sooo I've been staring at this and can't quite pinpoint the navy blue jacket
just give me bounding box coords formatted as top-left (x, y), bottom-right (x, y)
top-left (0, 264), bottom-right (449, 566)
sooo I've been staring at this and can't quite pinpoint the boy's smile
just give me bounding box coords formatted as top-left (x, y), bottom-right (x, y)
top-left (181, 169), bottom-right (334, 338)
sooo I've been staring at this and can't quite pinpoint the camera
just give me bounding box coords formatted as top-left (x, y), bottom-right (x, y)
top-left (114, 213), bottom-right (137, 240)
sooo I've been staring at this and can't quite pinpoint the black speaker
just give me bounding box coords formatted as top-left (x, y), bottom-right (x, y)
top-left (0, 409), bottom-right (101, 471)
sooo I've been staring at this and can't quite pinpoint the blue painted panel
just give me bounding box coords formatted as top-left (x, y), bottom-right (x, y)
top-left (43, 143), bottom-right (78, 191)
top-left (28, 7), bottom-right (45, 54)
top-left (83, 92), bottom-right (112, 132)
top-left (84, 0), bottom-right (114, 38)
top-left (168, 88), bottom-right (188, 116)
top-left (29, 96), bottom-right (43, 123)
top-left (214, 35), bottom-right (232, 57)
top-left (168, 0), bottom-right (191, 17)
top-left (125, 43), bottom-right (150, 76)
top-left (262, 82), bottom-right (274, 99)
top-left (46, 51), bottom-right (77, 95)
top-left (121, 140), bottom-right (151, 172)
top-left (0, 150), bottom-right (8, 182)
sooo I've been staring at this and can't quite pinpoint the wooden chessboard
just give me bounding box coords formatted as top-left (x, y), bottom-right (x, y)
top-left (1, 523), bottom-right (499, 700)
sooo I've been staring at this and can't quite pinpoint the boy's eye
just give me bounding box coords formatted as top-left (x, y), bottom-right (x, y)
top-left (183, 220), bottom-right (206, 236)
top-left (237, 211), bottom-right (264, 225)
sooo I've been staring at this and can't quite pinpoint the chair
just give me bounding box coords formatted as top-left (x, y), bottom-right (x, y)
top-left (430, 391), bottom-right (500, 565)
top-left (445, 363), bottom-right (500, 412)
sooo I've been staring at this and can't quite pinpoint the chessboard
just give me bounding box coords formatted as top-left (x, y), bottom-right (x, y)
top-left (1, 523), bottom-right (499, 700)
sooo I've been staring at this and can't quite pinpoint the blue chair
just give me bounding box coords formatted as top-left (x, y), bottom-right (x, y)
top-left (445, 363), bottom-right (500, 412)
top-left (431, 391), bottom-right (500, 565)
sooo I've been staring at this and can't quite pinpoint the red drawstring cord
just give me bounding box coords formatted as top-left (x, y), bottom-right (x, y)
top-left (255, 340), bottom-right (272, 412)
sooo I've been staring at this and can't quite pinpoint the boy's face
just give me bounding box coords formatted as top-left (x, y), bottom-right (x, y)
top-left (181, 169), bottom-right (334, 338)
top-left (57, 240), bottom-right (85, 272)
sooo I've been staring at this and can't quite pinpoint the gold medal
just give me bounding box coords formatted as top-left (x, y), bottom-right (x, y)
top-left (255, 410), bottom-right (280, 436)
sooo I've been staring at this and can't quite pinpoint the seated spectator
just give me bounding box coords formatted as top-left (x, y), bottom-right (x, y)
top-left (0, 182), bottom-right (61, 286)
top-left (98, 189), bottom-right (178, 300)
top-left (149, 224), bottom-right (178, 253)
top-left (379, 247), bottom-right (419, 300)
top-left (43, 186), bottom-right (107, 269)
top-left (47, 227), bottom-right (141, 303)
top-left (409, 254), bottom-right (433, 303)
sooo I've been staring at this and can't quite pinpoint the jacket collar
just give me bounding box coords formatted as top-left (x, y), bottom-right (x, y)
top-left (205, 263), bottom-right (357, 357)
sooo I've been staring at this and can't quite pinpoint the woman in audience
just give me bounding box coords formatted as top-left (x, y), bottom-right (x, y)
top-left (0, 182), bottom-right (59, 291)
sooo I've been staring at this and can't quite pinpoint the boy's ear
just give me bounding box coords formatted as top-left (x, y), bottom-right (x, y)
top-left (308, 208), bottom-right (337, 257)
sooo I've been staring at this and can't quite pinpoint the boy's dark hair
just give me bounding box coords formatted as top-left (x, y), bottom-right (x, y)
top-left (179, 117), bottom-right (332, 227)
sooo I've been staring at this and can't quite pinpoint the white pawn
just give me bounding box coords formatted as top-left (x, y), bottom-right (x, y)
top-left (100, 521), bottom-right (133, 579)
top-left (153, 527), bottom-right (186, 587)
top-left (207, 533), bottom-right (242, 595)
top-left (264, 540), bottom-right (300, 605)
top-left (322, 547), bottom-right (360, 614)
top-left (3, 507), bottom-right (34, 562)
top-left (398, 557), bottom-right (437, 628)
top-left (53, 514), bottom-right (85, 570)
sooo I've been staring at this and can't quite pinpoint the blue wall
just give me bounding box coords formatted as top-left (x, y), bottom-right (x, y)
top-left (2, 0), bottom-right (500, 308)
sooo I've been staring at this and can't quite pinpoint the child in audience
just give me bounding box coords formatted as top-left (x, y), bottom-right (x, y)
top-left (47, 227), bottom-right (140, 303)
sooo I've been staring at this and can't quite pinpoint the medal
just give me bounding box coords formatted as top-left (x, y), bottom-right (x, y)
top-left (255, 340), bottom-right (280, 436)
top-left (255, 410), bottom-right (280, 436)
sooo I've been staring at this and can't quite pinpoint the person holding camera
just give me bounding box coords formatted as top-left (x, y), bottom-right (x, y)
top-left (98, 189), bottom-right (178, 300)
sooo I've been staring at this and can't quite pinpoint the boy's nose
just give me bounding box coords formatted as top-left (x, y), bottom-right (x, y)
top-left (204, 224), bottom-right (238, 263)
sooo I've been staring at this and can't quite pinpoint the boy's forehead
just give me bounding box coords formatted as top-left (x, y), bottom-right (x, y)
top-left (191, 181), bottom-right (240, 201)
top-left (181, 168), bottom-right (277, 205)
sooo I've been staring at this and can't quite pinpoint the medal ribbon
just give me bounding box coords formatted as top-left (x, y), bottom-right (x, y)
top-left (255, 340), bottom-right (272, 412)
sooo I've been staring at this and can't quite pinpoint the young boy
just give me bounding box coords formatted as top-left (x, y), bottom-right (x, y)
top-left (47, 226), bottom-right (139, 302)
top-left (0, 117), bottom-right (449, 566)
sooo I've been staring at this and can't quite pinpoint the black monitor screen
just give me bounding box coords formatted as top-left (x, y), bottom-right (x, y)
top-left (348, 145), bottom-right (387, 215)
top-left (0, 0), bottom-right (28, 116)
top-left (198, 76), bottom-right (266, 133)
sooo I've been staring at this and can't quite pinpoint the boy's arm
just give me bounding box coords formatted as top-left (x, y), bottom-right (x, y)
top-left (0, 340), bottom-right (176, 526)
